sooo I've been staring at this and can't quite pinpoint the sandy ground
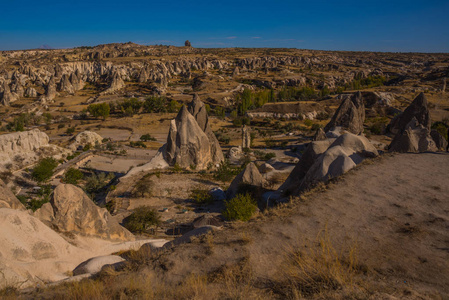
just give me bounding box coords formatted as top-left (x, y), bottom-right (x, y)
top-left (149, 152), bottom-right (449, 298)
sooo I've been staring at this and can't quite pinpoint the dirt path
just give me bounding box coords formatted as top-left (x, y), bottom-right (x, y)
top-left (157, 153), bottom-right (449, 298)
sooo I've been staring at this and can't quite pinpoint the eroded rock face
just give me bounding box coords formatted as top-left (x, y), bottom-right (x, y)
top-left (280, 133), bottom-right (378, 196)
top-left (324, 91), bottom-right (365, 135)
top-left (388, 93), bottom-right (430, 135)
top-left (242, 125), bottom-right (251, 148)
top-left (0, 208), bottom-right (80, 288)
top-left (49, 184), bottom-right (134, 241)
top-left (430, 129), bottom-right (448, 151)
top-left (389, 118), bottom-right (437, 153)
top-left (0, 180), bottom-right (25, 210)
top-left (227, 162), bottom-right (265, 199)
top-left (165, 106), bottom-right (212, 170)
top-left (187, 94), bottom-right (224, 165)
top-left (72, 255), bottom-right (125, 276)
top-left (0, 129), bottom-right (69, 172)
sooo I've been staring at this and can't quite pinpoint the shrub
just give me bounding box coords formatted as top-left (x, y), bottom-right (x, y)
top-left (140, 134), bottom-right (156, 141)
top-left (124, 206), bottom-right (161, 234)
top-left (129, 141), bottom-right (147, 148)
top-left (431, 121), bottom-right (448, 140)
top-left (214, 160), bottom-right (240, 182)
top-left (189, 189), bottom-right (213, 206)
top-left (87, 102), bottom-right (110, 120)
top-left (63, 168), bottom-right (84, 184)
top-left (32, 158), bottom-right (58, 182)
top-left (222, 193), bottom-right (257, 221)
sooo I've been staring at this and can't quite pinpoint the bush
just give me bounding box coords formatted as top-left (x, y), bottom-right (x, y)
top-left (222, 193), bottom-right (257, 221)
top-left (124, 206), bottom-right (161, 234)
top-left (140, 134), bottom-right (156, 141)
top-left (431, 121), bottom-right (448, 140)
top-left (214, 160), bottom-right (240, 182)
top-left (32, 158), bottom-right (58, 182)
top-left (63, 168), bottom-right (84, 184)
top-left (189, 189), bottom-right (213, 206)
top-left (88, 103), bottom-right (110, 120)
top-left (129, 141), bottom-right (147, 148)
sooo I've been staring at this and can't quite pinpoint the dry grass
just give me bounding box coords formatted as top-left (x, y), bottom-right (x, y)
top-left (272, 226), bottom-right (368, 299)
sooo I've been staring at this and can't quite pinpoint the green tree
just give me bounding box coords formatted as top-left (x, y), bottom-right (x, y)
top-left (88, 103), bottom-right (110, 120)
top-left (32, 158), bottom-right (58, 182)
top-left (63, 168), bottom-right (84, 184)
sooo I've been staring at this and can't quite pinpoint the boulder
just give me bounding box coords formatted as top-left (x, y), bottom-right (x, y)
top-left (0, 180), bottom-right (25, 210)
top-left (72, 255), bottom-right (125, 276)
top-left (49, 184), bottom-right (134, 241)
top-left (259, 162), bottom-right (275, 173)
top-left (209, 187), bottom-right (226, 201)
top-left (69, 130), bottom-right (103, 151)
top-left (227, 162), bottom-right (265, 199)
top-left (388, 93), bottom-right (430, 135)
top-left (165, 105), bottom-right (213, 170)
top-left (324, 91), bottom-right (365, 135)
top-left (227, 146), bottom-right (244, 164)
top-left (45, 76), bottom-right (57, 101)
top-left (389, 118), bottom-right (437, 153)
top-left (430, 129), bottom-right (448, 151)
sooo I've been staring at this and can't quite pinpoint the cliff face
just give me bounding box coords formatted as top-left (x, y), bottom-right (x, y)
top-left (0, 129), bottom-right (70, 171)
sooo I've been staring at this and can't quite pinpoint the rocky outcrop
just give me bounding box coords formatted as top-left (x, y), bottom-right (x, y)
top-left (430, 129), bottom-right (448, 151)
top-left (388, 93), bottom-right (430, 135)
top-left (227, 162), bottom-right (265, 199)
top-left (280, 133), bottom-right (378, 196)
top-left (389, 118), bottom-right (437, 153)
top-left (102, 72), bottom-right (125, 94)
top-left (43, 184), bottom-right (134, 241)
top-left (313, 128), bottom-right (327, 141)
top-left (69, 131), bottom-right (103, 151)
top-left (24, 87), bottom-right (38, 97)
top-left (44, 76), bottom-right (57, 101)
top-left (0, 129), bottom-right (70, 172)
top-left (242, 125), bottom-right (251, 148)
top-left (187, 94), bottom-right (224, 165)
top-left (0, 208), bottom-right (81, 288)
top-left (325, 91), bottom-right (365, 135)
top-left (0, 180), bottom-right (25, 210)
top-left (59, 74), bottom-right (75, 94)
top-left (1, 82), bottom-right (18, 106)
top-left (165, 106), bottom-right (212, 170)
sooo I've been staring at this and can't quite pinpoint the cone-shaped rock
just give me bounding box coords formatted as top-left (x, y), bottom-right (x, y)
top-left (59, 74), bottom-right (75, 94)
top-left (187, 94), bottom-right (224, 164)
top-left (389, 118), bottom-right (437, 153)
top-left (227, 162), bottom-right (265, 199)
top-left (165, 105), bottom-right (212, 170)
top-left (324, 91), bottom-right (365, 135)
top-left (388, 93), bottom-right (430, 135)
top-left (45, 76), bottom-right (57, 100)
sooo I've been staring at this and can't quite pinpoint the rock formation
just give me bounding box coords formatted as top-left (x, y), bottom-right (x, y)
top-left (227, 162), bottom-right (265, 199)
top-left (0, 180), bottom-right (25, 210)
top-left (69, 130), bottom-right (103, 151)
top-left (388, 93), bottom-right (430, 135)
top-left (1, 81), bottom-right (17, 106)
top-left (102, 72), bottom-right (125, 94)
top-left (165, 105), bottom-right (212, 169)
top-left (0, 129), bottom-right (70, 172)
top-left (185, 40), bottom-right (192, 47)
top-left (73, 255), bottom-right (125, 276)
top-left (39, 184), bottom-right (134, 241)
top-left (44, 76), bottom-right (57, 101)
top-left (389, 118), bottom-right (437, 153)
top-left (242, 125), bottom-right (251, 148)
top-left (187, 94), bottom-right (224, 165)
top-left (324, 91), bottom-right (365, 135)
top-left (25, 87), bottom-right (38, 97)
top-left (280, 133), bottom-right (378, 196)
top-left (59, 74), bottom-right (75, 94)
top-left (430, 129), bottom-right (448, 151)
top-left (313, 128), bottom-right (327, 141)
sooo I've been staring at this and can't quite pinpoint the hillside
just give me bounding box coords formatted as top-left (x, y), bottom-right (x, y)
top-left (18, 152), bottom-right (449, 299)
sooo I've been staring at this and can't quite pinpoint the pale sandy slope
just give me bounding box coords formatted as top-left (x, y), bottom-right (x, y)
top-left (156, 152), bottom-right (449, 298)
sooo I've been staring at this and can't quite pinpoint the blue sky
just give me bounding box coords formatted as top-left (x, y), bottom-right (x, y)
top-left (0, 0), bottom-right (448, 52)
